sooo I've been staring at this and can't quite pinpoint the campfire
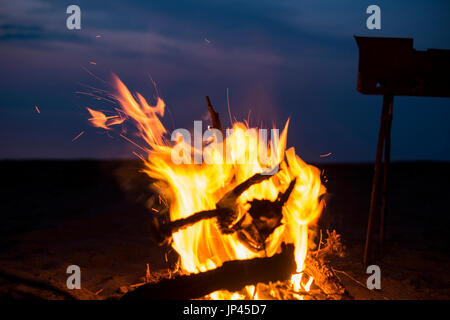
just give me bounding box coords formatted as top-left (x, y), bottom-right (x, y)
top-left (87, 75), bottom-right (346, 300)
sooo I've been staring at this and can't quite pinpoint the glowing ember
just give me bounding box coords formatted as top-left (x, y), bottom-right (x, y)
top-left (87, 74), bottom-right (326, 299)
top-left (72, 131), bottom-right (84, 142)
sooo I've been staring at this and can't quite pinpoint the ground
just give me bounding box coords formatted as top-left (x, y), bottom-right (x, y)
top-left (0, 160), bottom-right (449, 299)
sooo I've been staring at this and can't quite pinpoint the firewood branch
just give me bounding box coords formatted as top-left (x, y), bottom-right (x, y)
top-left (121, 244), bottom-right (296, 300)
top-left (152, 172), bottom-right (276, 243)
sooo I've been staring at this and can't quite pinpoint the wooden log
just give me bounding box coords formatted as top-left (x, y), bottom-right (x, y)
top-left (152, 172), bottom-right (275, 244)
top-left (121, 244), bottom-right (295, 300)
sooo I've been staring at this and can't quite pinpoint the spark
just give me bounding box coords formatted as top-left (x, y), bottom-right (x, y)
top-left (89, 61), bottom-right (97, 65)
top-left (72, 131), bottom-right (85, 142)
top-left (119, 133), bottom-right (148, 152)
top-left (132, 151), bottom-right (145, 161)
top-left (320, 152), bottom-right (332, 158)
top-left (76, 90), bottom-right (116, 104)
top-left (80, 66), bottom-right (110, 88)
top-left (95, 35), bottom-right (101, 38)
top-left (227, 88), bottom-right (232, 125)
top-left (35, 105), bottom-right (40, 114)
top-left (151, 208), bottom-right (159, 212)
top-left (204, 38), bottom-right (211, 43)
top-left (145, 264), bottom-right (151, 283)
top-left (94, 288), bottom-right (103, 295)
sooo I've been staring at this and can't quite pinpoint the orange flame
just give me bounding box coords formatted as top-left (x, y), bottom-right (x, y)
top-left (87, 107), bottom-right (124, 130)
top-left (87, 74), bottom-right (326, 299)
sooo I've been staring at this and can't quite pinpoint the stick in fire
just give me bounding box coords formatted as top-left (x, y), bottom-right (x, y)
top-left (151, 171), bottom-right (297, 250)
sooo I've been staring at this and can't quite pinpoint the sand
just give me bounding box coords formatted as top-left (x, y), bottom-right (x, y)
top-left (0, 160), bottom-right (448, 299)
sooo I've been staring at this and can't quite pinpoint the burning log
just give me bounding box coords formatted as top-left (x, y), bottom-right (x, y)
top-left (151, 172), bottom-right (273, 243)
top-left (151, 171), bottom-right (297, 252)
top-left (121, 244), bottom-right (296, 300)
top-left (122, 231), bottom-right (348, 300)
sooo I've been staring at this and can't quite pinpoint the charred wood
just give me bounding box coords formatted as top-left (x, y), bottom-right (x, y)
top-left (121, 244), bottom-right (295, 300)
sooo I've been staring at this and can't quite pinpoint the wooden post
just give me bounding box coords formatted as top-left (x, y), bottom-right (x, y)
top-left (363, 94), bottom-right (393, 266)
top-left (379, 98), bottom-right (394, 245)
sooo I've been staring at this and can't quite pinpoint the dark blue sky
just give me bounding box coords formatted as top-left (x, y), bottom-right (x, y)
top-left (0, 0), bottom-right (449, 162)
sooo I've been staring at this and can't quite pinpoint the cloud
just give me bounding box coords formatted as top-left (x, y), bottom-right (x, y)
top-left (1, 0), bottom-right (449, 160)
top-left (0, 24), bottom-right (42, 40)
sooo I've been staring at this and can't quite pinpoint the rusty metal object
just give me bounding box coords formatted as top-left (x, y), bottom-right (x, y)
top-left (355, 36), bottom-right (450, 97)
top-left (355, 36), bottom-right (450, 265)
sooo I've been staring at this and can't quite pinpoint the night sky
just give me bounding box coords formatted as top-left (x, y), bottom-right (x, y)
top-left (1, 0), bottom-right (449, 162)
